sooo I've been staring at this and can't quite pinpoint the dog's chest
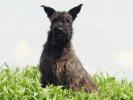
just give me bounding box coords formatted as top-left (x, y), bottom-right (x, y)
top-left (51, 48), bottom-right (73, 81)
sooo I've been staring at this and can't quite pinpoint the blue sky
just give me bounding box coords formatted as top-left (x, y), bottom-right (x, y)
top-left (0, 0), bottom-right (133, 81)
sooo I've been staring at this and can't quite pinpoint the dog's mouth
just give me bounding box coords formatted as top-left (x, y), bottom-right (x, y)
top-left (54, 28), bottom-right (64, 37)
top-left (52, 32), bottom-right (70, 46)
top-left (53, 30), bottom-right (68, 41)
top-left (51, 28), bottom-right (70, 46)
top-left (55, 31), bottom-right (64, 38)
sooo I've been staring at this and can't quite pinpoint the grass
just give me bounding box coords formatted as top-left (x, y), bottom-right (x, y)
top-left (0, 65), bottom-right (133, 100)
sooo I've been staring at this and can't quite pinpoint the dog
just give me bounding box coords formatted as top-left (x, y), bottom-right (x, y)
top-left (39, 4), bottom-right (98, 93)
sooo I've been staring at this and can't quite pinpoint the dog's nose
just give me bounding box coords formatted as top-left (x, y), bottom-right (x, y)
top-left (57, 27), bottom-right (63, 31)
top-left (54, 27), bottom-right (63, 33)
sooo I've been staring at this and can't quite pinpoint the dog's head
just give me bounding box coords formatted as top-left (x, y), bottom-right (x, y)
top-left (41, 4), bottom-right (83, 45)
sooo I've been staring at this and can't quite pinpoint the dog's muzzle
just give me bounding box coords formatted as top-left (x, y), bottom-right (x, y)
top-left (53, 27), bottom-right (65, 37)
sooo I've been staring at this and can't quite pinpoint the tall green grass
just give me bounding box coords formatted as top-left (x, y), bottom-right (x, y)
top-left (0, 66), bottom-right (133, 100)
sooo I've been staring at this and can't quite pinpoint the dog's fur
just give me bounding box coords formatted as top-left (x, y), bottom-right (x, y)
top-left (39, 4), bottom-right (98, 93)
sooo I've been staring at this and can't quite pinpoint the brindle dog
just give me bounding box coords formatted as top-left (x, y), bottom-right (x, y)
top-left (39, 4), bottom-right (98, 93)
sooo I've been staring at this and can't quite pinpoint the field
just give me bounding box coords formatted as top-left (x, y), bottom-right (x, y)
top-left (0, 65), bottom-right (133, 100)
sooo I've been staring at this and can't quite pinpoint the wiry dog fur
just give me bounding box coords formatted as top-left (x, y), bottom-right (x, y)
top-left (39, 4), bottom-right (98, 93)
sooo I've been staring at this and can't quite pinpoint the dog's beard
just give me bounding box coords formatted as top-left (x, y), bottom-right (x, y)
top-left (52, 32), bottom-right (71, 47)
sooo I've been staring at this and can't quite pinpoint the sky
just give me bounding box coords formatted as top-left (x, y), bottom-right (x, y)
top-left (0, 0), bottom-right (133, 81)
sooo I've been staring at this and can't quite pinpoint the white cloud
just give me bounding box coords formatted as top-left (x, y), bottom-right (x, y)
top-left (13, 41), bottom-right (39, 68)
top-left (14, 41), bottom-right (31, 60)
top-left (110, 51), bottom-right (133, 81)
top-left (114, 51), bottom-right (133, 68)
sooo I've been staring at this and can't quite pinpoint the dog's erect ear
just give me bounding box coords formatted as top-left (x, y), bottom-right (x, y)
top-left (68, 4), bottom-right (83, 20)
top-left (41, 5), bottom-right (56, 18)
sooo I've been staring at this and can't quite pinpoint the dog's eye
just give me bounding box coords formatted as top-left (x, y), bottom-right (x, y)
top-left (66, 19), bottom-right (70, 23)
top-left (52, 18), bottom-right (58, 23)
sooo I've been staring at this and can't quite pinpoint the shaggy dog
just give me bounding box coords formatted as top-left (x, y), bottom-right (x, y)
top-left (39, 4), bottom-right (98, 93)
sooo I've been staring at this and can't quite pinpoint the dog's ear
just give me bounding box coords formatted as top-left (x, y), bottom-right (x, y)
top-left (41, 5), bottom-right (56, 18)
top-left (68, 4), bottom-right (83, 20)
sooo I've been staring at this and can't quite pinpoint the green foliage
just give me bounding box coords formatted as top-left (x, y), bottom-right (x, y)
top-left (0, 66), bottom-right (133, 100)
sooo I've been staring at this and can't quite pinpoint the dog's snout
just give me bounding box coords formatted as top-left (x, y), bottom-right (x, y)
top-left (54, 27), bottom-right (63, 33)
